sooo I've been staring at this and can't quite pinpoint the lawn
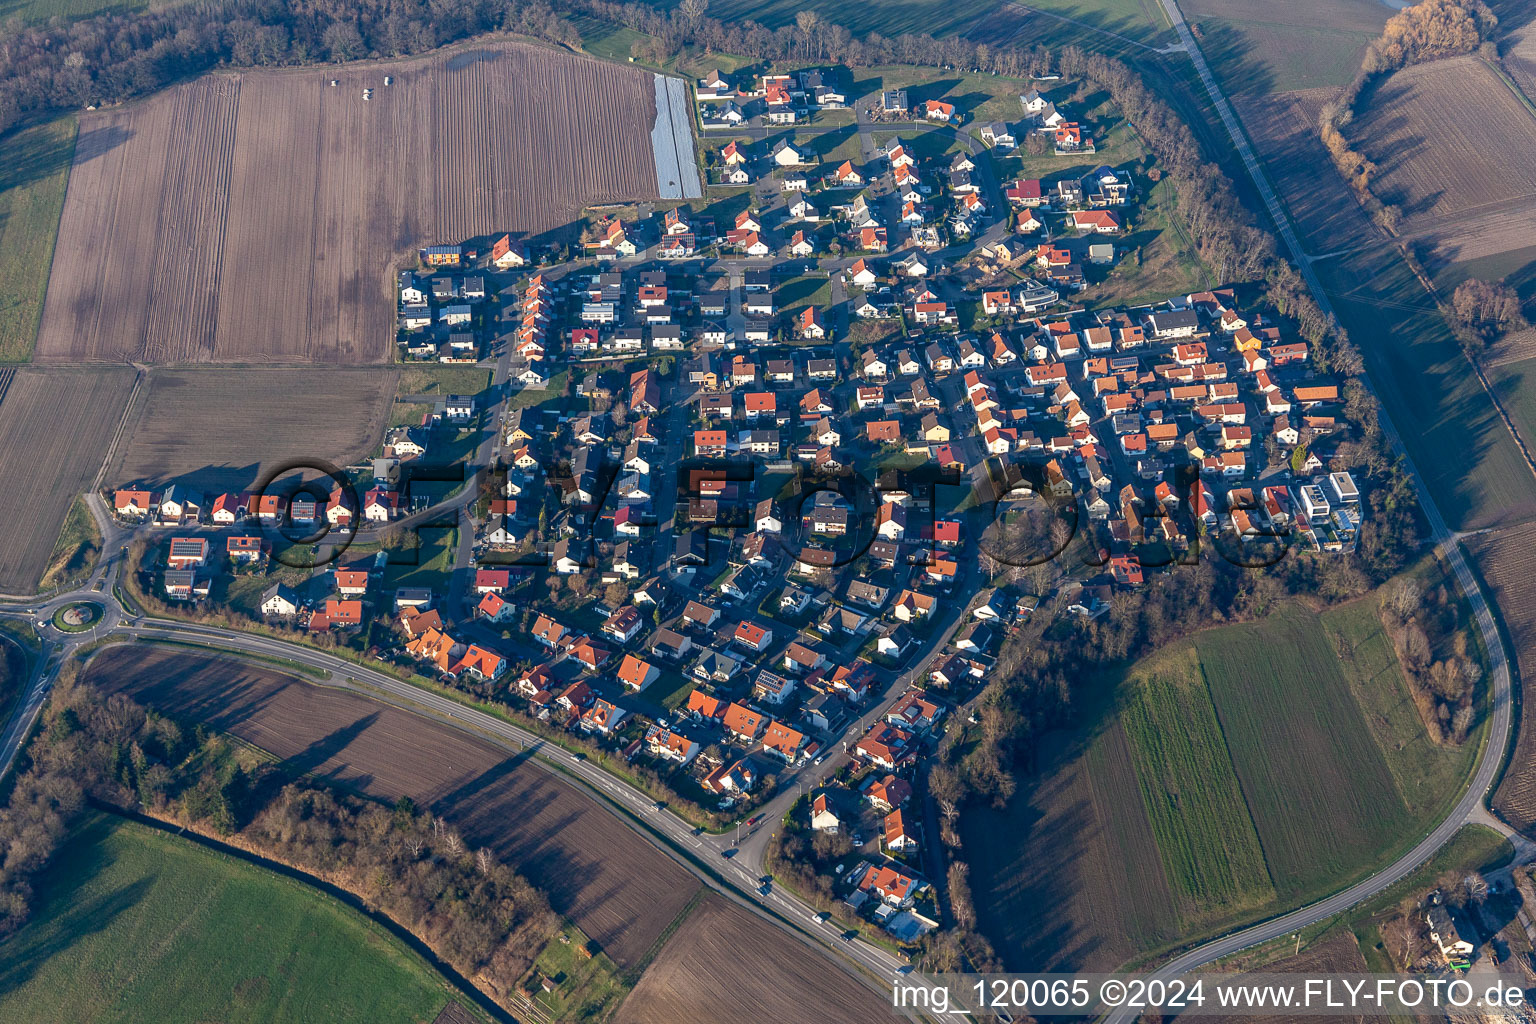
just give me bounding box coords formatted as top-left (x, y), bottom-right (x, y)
top-left (38, 495), bottom-right (101, 590)
top-left (569, 13), bottom-right (650, 62)
top-left (0, 117), bottom-right (76, 362)
top-left (526, 926), bottom-right (627, 1021)
top-left (1078, 177), bottom-right (1211, 309)
top-left (380, 527), bottom-right (457, 592)
top-left (1119, 645), bottom-right (1274, 914)
top-left (396, 365), bottom-right (489, 396)
top-left (0, 813), bottom-right (485, 1024)
top-left (507, 369), bottom-right (567, 411)
top-left (774, 275), bottom-right (833, 315)
top-left (387, 401), bottom-right (432, 428)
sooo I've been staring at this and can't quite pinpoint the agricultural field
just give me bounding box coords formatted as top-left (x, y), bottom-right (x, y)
top-left (0, 118), bottom-right (76, 362)
top-left (1317, 245), bottom-right (1536, 532)
top-left (1467, 522), bottom-right (1536, 830)
top-left (1198, 930), bottom-right (1384, 1024)
top-left (1319, 595), bottom-right (1481, 822)
top-left (0, 366), bottom-right (134, 593)
top-left (1194, 605), bottom-right (1418, 899)
top-left (1183, 0), bottom-right (1386, 98)
top-left (0, 0), bottom-right (143, 20)
top-left (0, 812), bottom-right (485, 1024)
top-left (963, 2), bottom-right (1155, 60)
top-left (35, 42), bottom-right (663, 364)
top-left (672, 0), bottom-right (1003, 39)
top-left (963, 599), bottom-right (1477, 971)
top-left (1350, 56), bottom-right (1536, 266)
top-left (613, 894), bottom-right (901, 1024)
top-left (107, 368), bottom-right (398, 492)
top-left (83, 644), bottom-right (701, 967)
top-left (962, 715), bottom-right (1184, 970)
top-left (1234, 87), bottom-right (1376, 253)
top-left (1119, 646), bottom-right (1273, 914)
top-left (1486, 354), bottom-right (1536, 460)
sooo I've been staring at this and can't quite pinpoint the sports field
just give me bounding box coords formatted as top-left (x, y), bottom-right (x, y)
top-left (0, 812), bottom-right (484, 1024)
top-left (964, 598), bottom-right (1481, 970)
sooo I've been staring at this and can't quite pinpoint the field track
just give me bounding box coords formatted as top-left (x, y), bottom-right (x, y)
top-left (83, 644), bottom-right (700, 967)
top-left (612, 894), bottom-right (902, 1024)
top-left (0, 367), bottom-right (134, 592)
top-left (106, 367), bottom-right (399, 492)
top-left (36, 41), bottom-right (661, 364)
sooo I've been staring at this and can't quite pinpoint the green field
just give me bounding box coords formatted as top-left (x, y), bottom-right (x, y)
top-left (1485, 355), bottom-right (1536, 473)
top-left (0, 813), bottom-right (485, 1024)
top-left (0, 0), bottom-right (144, 22)
top-left (964, 595), bottom-right (1484, 970)
top-left (665, 0), bottom-right (1005, 39)
top-left (1194, 604), bottom-right (1417, 899)
top-left (774, 275), bottom-right (833, 315)
top-left (1119, 646), bottom-right (1274, 913)
top-left (1320, 594), bottom-right (1482, 820)
top-left (1080, 177), bottom-right (1211, 308)
top-left (1182, 0), bottom-right (1386, 98)
top-left (0, 118), bottom-right (76, 362)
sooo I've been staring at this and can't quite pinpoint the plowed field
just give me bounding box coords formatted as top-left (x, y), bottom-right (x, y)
top-left (0, 367), bottom-right (134, 592)
top-left (613, 894), bottom-right (900, 1024)
top-left (36, 42), bottom-right (660, 364)
top-left (107, 368), bottom-right (398, 492)
top-left (1351, 57), bottom-right (1536, 266)
top-left (83, 644), bottom-right (698, 966)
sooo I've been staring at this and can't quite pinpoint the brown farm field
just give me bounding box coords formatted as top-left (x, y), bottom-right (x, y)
top-left (0, 367), bottom-right (134, 592)
top-left (613, 894), bottom-right (901, 1024)
top-left (36, 41), bottom-right (661, 365)
top-left (82, 644), bottom-right (699, 967)
top-left (1351, 57), bottom-right (1536, 266)
top-left (106, 368), bottom-right (399, 492)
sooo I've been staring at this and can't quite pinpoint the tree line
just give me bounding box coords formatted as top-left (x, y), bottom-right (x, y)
top-left (1317, 0), bottom-right (1498, 231)
top-left (0, 659), bottom-right (557, 1009)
